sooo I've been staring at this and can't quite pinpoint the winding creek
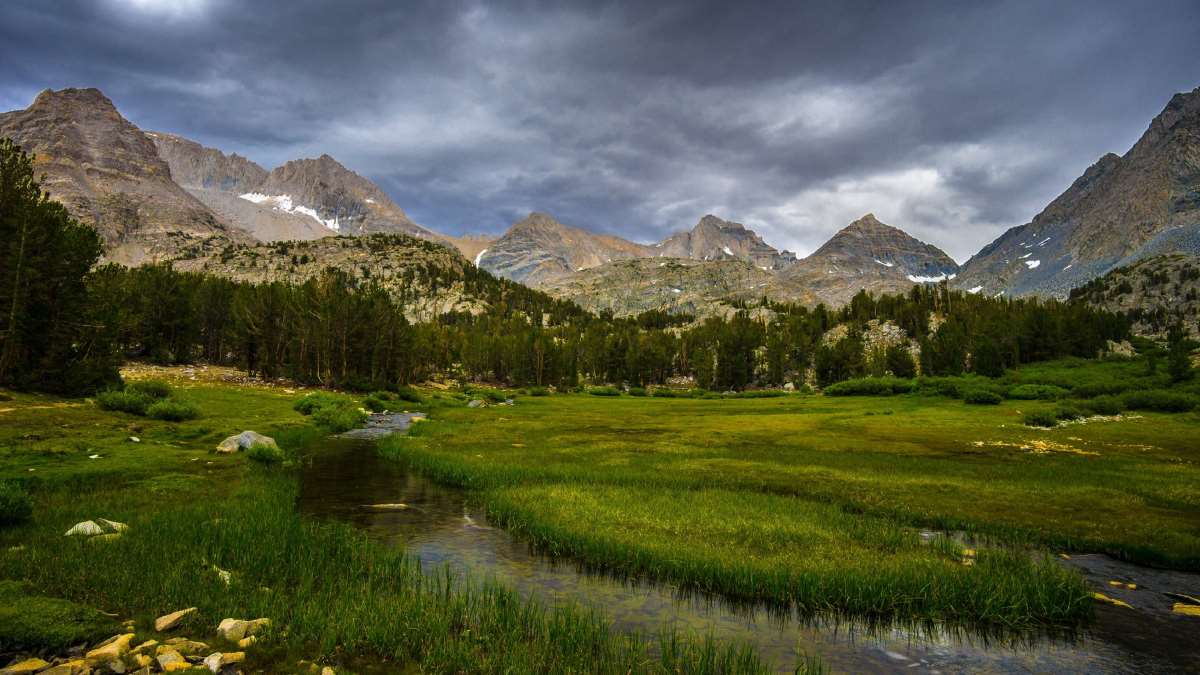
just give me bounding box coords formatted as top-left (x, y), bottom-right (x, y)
top-left (297, 434), bottom-right (1195, 673)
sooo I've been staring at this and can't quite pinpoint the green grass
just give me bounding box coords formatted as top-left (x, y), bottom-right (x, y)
top-left (380, 358), bottom-right (1200, 630)
top-left (0, 375), bottom-right (771, 673)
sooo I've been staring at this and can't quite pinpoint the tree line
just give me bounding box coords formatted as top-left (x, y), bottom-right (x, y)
top-left (0, 139), bottom-right (1130, 394)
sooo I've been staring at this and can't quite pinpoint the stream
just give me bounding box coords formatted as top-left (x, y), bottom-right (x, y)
top-left (297, 436), bottom-right (1194, 673)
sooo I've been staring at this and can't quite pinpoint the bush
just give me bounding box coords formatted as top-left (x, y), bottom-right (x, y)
top-left (0, 481), bottom-right (32, 526)
top-left (126, 379), bottom-right (171, 399)
top-left (1008, 384), bottom-right (1068, 400)
top-left (293, 392), bottom-right (345, 416)
top-left (146, 399), bottom-right (200, 422)
top-left (1023, 410), bottom-right (1059, 428)
top-left (963, 389), bottom-right (1002, 405)
top-left (1072, 381), bottom-right (1129, 398)
top-left (588, 386), bottom-right (621, 397)
top-left (824, 377), bottom-right (914, 396)
top-left (95, 389), bottom-right (151, 416)
top-left (312, 400), bottom-right (368, 432)
top-left (687, 389), bottom-right (710, 398)
top-left (650, 388), bottom-right (677, 398)
top-left (627, 387), bottom-right (647, 396)
top-left (1054, 405), bottom-right (1085, 421)
top-left (363, 395), bottom-right (390, 413)
top-left (1121, 390), bottom-right (1197, 413)
top-left (527, 387), bottom-right (549, 397)
top-left (1084, 395), bottom-right (1123, 416)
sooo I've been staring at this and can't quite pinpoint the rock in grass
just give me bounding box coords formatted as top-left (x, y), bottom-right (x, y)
top-left (85, 633), bottom-right (134, 664)
top-left (215, 431), bottom-right (278, 455)
top-left (162, 638), bottom-right (209, 656)
top-left (35, 659), bottom-right (88, 675)
top-left (217, 617), bottom-right (269, 641)
top-left (466, 399), bottom-right (486, 408)
top-left (64, 520), bottom-right (104, 536)
top-left (97, 518), bottom-right (128, 533)
top-left (236, 636), bottom-right (256, 648)
top-left (0, 658), bottom-right (51, 674)
top-left (155, 607), bottom-right (197, 632)
top-left (155, 647), bottom-right (187, 671)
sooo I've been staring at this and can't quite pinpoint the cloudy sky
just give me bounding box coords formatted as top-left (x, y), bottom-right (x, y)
top-left (2, 0), bottom-right (1198, 260)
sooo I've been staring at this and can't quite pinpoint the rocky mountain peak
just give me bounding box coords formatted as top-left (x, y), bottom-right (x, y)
top-left (655, 214), bottom-right (795, 269)
top-left (811, 214), bottom-right (956, 274)
top-left (0, 87), bottom-right (242, 263)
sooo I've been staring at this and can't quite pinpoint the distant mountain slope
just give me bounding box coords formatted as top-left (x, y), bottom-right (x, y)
top-left (779, 214), bottom-right (959, 306)
top-left (541, 257), bottom-right (814, 318)
top-left (173, 234), bottom-right (501, 321)
top-left (653, 214), bottom-right (797, 270)
top-left (478, 212), bottom-right (652, 284)
top-left (150, 127), bottom-right (437, 242)
top-left (956, 86), bottom-right (1200, 298)
top-left (1069, 253), bottom-right (1200, 336)
top-left (0, 88), bottom-right (246, 264)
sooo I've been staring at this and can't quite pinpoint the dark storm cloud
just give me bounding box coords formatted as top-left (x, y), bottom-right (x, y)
top-left (2, 0), bottom-right (1198, 259)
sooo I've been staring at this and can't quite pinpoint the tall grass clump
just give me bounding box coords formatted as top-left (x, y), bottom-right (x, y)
top-left (0, 481), bottom-right (32, 526)
top-left (627, 387), bottom-right (647, 396)
top-left (650, 388), bottom-right (678, 398)
top-left (1083, 395), bottom-right (1123, 416)
top-left (292, 391), bottom-right (346, 415)
top-left (125, 379), bottom-right (172, 400)
top-left (527, 386), bottom-right (550, 397)
top-left (824, 377), bottom-right (914, 396)
top-left (95, 389), bottom-right (151, 415)
top-left (588, 386), bottom-right (621, 397)
top-left (146, 399), bottom-right (200, 421)
top-left (1121, 389), bottom-right (1197, 412)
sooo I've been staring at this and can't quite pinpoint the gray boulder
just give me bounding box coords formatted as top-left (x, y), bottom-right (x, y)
top-left (215, 431), bottom-right (278, 454)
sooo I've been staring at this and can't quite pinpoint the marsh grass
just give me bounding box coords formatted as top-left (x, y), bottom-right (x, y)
top-left (0, 381), bottom-right (772, 673)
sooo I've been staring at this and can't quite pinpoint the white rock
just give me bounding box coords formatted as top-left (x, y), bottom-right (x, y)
top-left (65, 520), bottom-right (104, 536)
top-left (215, 430), bottom-right (279, 454)
top-left (154, 607), bottom-right (197, 632)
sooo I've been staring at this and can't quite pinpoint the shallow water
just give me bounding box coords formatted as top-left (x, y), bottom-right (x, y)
top-left (297, 437), bottom-right (1187, 673)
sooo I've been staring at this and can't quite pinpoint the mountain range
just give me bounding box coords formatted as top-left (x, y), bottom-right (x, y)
top-left (2, 85), bottom-right (1197, 319)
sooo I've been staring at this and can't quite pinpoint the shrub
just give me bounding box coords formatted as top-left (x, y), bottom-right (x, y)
top-left (95, 389), bottom-right (151, 416)
top-left (651, 388), bottom-right (677, 398)
top-left (588, 386), bottom-right (621, 397)
top-left (1008, 384), bottom-right (1068, 400)
top-left (363, 395), bottom-right (389, 413)
top-left (527, 387), bottom-right (549, 397)
top-left (1054, 405), bottom-right (1085, 421)
top-left (627, 387), bottom-right (647, 396)
top-left (146, 399), bottom-right (200, 422)
top-left (293, 392), bottom-right (345, 416)
top-left (824, 377), bottom-right (914, 396)
top-left (0, 481), bottom-right (32, 526)
top-left (1023, 410), bottom-right (1059, 428)
top-left (1072, 381), bottom-right (1129, 398)
top-left (963, 389), bottom-right (1002, 405)
top-left (1121, 390), bottom-right (1197, 413)
top-left (1084, 395), bottom-right (1123, 416)
top-left (687, 389), bottom-right (710, 398)
top-left (126, 379), bottom-right (171, 399)
top-left (312, 400), bottom-right (368, 432)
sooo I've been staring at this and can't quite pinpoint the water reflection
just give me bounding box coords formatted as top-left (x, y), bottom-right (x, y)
top-left (297, 438), bottom-right (1171, 673)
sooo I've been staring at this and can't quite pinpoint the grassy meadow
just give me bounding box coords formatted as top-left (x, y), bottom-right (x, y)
top-left (383, 357), bottom-right (1200, 630)
top-left (0, 372), bottom-right (774, 673)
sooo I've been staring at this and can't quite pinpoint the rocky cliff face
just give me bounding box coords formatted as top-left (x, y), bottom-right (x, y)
top-left (956, 86), bottom-right (1200, 298)
top-left (477, 212), bottom-right (652, 284)
top-left (0, 88), bottom-right (246, 263)
top-left (778, 214), bottom-right (959, 306)
top-left (653, 215), bottom-right (797, 270)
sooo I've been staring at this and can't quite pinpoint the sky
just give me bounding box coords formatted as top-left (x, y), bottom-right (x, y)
top-left (2, 1), bottom-right (1198, 261)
